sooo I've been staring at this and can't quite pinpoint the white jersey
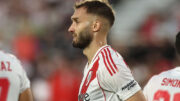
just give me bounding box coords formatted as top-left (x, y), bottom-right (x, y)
top-left (0, 51), bottom-right (30, 101)
top-left (78, 45), bottom-right (141, 101)
top-left (143, 67), bottom-right (180, 101)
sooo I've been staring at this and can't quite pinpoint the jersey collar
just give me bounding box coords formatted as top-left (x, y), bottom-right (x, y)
top-left (85, 44), bottom-right (109, 71)
top-left (91, 44), bottom-right (109, 64)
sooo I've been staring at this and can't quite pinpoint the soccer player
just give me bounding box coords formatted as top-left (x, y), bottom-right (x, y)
top-left (143, 32), bottom-right (180, 101)
top-left (0, 51), bottom-right (33, 101)
top-left (68, 0), bottom-right (146, 101)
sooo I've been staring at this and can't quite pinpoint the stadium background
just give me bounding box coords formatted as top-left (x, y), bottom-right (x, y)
top-left (0, 0), bottom-right (179, 101)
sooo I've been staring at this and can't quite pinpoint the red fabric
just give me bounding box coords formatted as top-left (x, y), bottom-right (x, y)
top-left (140, 14), bottom-right (159, 44)
top-left (13, 34), bottom-right (38, 61)
top-left (80, 57), bottom-right (99, 94)
top-left (49, 69), bottom-right (81, 101)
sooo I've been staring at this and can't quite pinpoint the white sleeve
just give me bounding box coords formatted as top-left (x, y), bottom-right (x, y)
top-left (19, 68), bottom-right (30, 93)
top-left (13, 57), bottom-right (30, 93)
top-left (98, 62), bottom-right (141, 100)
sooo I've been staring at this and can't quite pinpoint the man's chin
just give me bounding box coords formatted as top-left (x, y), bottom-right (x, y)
top-left (72, 42), bottom-right (86, 49)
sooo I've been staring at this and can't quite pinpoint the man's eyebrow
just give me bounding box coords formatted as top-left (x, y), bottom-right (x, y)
top-left (71, 17), bottom-right (79, 21)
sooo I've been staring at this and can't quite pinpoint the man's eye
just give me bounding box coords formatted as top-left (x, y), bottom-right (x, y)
top-left (76, 21), bottom-right (79, 23)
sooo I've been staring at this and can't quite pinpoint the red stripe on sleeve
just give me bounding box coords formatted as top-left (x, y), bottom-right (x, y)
top-left (103, 49), bottom-right (116, 74)
top-left (101, 52), bottom-right (113, 76)
top-left (107, 48), bottom-right (118, 71)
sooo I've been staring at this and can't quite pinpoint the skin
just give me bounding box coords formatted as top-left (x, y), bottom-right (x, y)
top-left (68, 7), bottom-right (146, 101)
top-left (126, 91), bottom-right (146, 101)
top-left (68, 7), bottom-right (108, 64)
top-left (19, 88), bottom-right (33, 101)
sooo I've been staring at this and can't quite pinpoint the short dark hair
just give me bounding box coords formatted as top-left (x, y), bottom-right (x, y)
top-left (75, 1), bottom-right (115, 27)
top-left (176, 32), bottom-right (180, 54)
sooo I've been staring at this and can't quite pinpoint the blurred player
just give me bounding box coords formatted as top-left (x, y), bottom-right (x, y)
top-left (143, 32), bottom-right (180, 101)
top-left (68, 0), bottom-right (146, 101)
top-left (0, 51), bottom-right (33, 101)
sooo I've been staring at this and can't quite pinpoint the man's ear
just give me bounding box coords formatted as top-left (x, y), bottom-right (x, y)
top-left (92, 20), bottom-right (101, 32)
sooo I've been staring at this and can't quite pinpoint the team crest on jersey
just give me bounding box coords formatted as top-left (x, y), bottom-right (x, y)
top-left (86, 71), bottom-right (93, 86)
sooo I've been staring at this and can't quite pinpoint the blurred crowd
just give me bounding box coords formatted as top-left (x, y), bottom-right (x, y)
top-left (0, 0), bottom-right (179, 101)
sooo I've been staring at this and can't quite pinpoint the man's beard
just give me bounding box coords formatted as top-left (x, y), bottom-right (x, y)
top-left (72, 28), bottom-right (93, 49)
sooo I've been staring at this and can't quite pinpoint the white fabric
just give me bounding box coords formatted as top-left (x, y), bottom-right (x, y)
top-left (78, 45), bottom-right (141, 101)
top-left (0, 51), bottom-right (30, 101)
top-left (143, 67), bottom-right (180, 101)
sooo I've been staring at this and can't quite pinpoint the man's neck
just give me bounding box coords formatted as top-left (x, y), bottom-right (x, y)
top-left (83, 40), bottom-right (106, 65)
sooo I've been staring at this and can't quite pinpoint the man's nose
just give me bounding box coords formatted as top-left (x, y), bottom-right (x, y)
top-left (68, 24), bottom-right (74, 33)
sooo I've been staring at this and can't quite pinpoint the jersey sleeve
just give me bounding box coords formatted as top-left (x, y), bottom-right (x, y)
top-left (13, 56), bottom-right (30, 93)
top-left (97, 56), bottom-right (141, 100)
top-left (19, 67), bottom-right (30, 93)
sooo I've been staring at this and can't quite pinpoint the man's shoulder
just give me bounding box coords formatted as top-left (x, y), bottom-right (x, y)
top-left (158, 67), bottom-right (180, 76)
top-left (0, 51), bottom-right (18, 61)
top-left (98, 45), bottom-right (123, 61)
top-left (0, 51), bottom-right (23, 70)
top-left (150, 68), bottom-right (180, 81)
top-left (96, 45), bottom-right (130, 75)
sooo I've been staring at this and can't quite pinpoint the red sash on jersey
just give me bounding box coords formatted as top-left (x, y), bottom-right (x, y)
top-left (80, 57), bottom-right (100, 94)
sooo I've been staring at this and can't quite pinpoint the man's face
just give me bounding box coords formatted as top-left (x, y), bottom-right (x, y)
top-left (68, 7), bottom-right (93, 49)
